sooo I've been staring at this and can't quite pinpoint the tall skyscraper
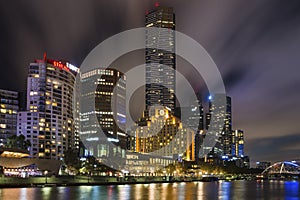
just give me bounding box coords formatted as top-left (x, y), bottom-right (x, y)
top-left (205, 95), bottom-right (232, 157)
top-left (205, 95), bottom-right (224, 160)
top-left (0, 89), bottom-right (19, 146)
top-left (127, 7), bottom-right (196, 172)
top-left (190, 95), bottom-right (205, 161)
top-left (80, 68), bottom-right (126, 161)
top-left (232, 129), bottom-right (244, 157)
top-left (17, 57), bottom-right (79, 159)
top-left (145, 6), bottom-right (176, 112)
top-left (221, 96), bottom-right (232, 156)
top-left (174, 93), bottom-right (204, 161)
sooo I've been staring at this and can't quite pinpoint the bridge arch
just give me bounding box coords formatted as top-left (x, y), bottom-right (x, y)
top-left (262, 161), bottom-right (300, 175)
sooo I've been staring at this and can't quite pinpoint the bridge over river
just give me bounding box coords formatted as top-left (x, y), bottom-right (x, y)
top-left (258, 161), bottom-right (300, 180)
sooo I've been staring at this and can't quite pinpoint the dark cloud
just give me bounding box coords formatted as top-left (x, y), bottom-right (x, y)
top-left (247, 133), bottom-right (300, 164)
top-left (222, 64), bottom-right (249, 91)
top-left (0, 0), bottom-right (300, 165)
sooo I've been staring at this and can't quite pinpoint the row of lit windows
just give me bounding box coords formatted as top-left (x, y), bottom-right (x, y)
top-left (82, 69), bottom-right (114, 79)
top-left (98, 82), bottom-right (113, 86)
top-left (0, 109), bottom-right (17, 114)
top-left (95, 91), bottom-right (113, 96)
top-left (146, 21), bottom-right (174, 27)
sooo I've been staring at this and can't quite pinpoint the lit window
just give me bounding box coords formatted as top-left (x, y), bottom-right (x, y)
top-left (0, 124), bottom-right (6, 128)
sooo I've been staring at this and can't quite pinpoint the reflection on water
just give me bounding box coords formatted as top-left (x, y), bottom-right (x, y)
top-left (219, 181), bottom-right (231, 199)
top-left (285, 181), bottom-right (299, 199)
top-left (0, 180), bottom-right (299, 200)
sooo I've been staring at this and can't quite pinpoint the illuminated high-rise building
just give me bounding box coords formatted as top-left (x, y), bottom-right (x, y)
top-left (127, 6), bottom-right (197, 173)
top-left (190, 94), bottom-right (205, 161)
top-left (80, 68), bottom-right (126, 161)
top-left (221, 96), bottom-right (232, 156)
top-left (145, 6), bottom-right (176, 112)
top-left (205, 96), bottom-right (224, 161)
top-left (174, 93), bottom-right (204, 160)
top-left (0, 89), bottom-right (19, 146)
top-left (232, 129), bottom-right (244, 157)
top-left (17, 57), bottom-right (79, 159)
top-left (205, 95), bottom-right (232, 157)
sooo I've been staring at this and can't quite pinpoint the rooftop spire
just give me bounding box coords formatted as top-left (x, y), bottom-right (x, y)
top-left (43, 52), bottom-right (47, 61)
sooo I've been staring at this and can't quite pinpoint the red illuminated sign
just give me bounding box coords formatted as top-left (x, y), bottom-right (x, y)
top-left (52, 61), bottom-right (70, 72)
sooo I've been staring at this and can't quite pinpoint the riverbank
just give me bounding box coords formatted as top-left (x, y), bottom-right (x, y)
top-left (0, 175), bottom-right (221, 188)
top-left (1, 175), bottom-right (298, 188)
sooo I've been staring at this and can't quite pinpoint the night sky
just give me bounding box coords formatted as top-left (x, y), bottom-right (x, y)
top-left (1, 0), bottom-right (300, 165)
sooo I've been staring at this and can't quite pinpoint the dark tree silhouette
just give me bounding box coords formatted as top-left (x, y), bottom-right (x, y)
top-left (63, 149), bottom-right (80, 174)
top-left (6, 134), bottom-right (31, 150)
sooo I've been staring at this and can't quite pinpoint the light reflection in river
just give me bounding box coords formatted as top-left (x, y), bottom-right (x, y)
top-left (0, 180), bottom-right (299, 200)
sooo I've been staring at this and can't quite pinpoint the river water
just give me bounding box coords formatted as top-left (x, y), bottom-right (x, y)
top-left (0, 180), bottom-right (299, 200)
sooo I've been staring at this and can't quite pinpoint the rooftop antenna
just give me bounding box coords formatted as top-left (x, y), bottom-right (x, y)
top-left (43, 52), bottom-right (47, 61)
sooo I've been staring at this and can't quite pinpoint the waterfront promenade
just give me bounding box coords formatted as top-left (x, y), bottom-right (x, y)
top-left (0, 174), bottom-right (258, 188)
top-left (0, 175), bottom-right (230, 188)
top-left (2, 173), bottom-right (298, 188)
top-left (0, 175), bottom-right (206, 188)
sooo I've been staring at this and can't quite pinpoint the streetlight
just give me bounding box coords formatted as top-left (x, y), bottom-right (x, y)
top-left (44, 170), bottom-right (48, 184)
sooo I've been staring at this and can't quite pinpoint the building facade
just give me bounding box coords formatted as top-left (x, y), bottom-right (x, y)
top-left (0, 89), bottom-right (19, 146)
top-left (17, 58), bottom-right (79, 159)
top-left (205, 95), bottom-right (226, 161)
top-left (174, 93), bottom-right (204, 161)
top-left (80, 68), bottom-right (126, 162)
top-left (132, 107), bottom-right (195, 162)
top-left (221, 96), bottom-right (232, 156)
top-left (205, 95), bottom-right (232, 157)
top-left (127, 6), bottom-right (201, 173)
top-left (145, 6), bottom-right (176, 112)
top-left (232, 129), bottom-right (244, 157)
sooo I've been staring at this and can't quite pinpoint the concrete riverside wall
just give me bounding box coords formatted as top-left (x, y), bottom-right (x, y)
top-left (0, 175), bottom-right (191, 187)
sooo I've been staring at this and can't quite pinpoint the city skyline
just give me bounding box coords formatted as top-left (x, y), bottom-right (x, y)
top-left (0, 1), bottom-right (300, 164)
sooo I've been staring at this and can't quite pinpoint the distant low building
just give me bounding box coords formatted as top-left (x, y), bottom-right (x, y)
top-left (256, 161), bottom-right (271, 170)
top-left (125, 107), bottom-right (195, 173)
top-left (124, 152), bottom-right (174, 175)
top-left (0, 147), bottom-right (62, 176)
